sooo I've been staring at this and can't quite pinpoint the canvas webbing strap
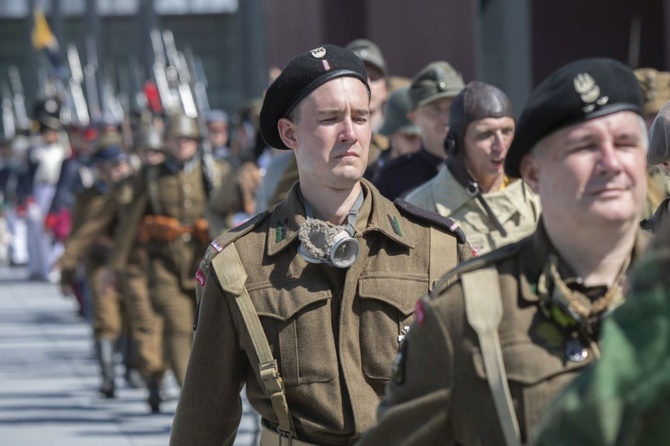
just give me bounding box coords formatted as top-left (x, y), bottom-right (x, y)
top-left (213, 244), bottom-right (295, 437)
top-left (462, 268), bottom-right (521, 446)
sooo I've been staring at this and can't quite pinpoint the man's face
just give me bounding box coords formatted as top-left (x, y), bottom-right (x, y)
top-left (138, 148), bottom-right (165, 166)
top-left (42, 128), bottom-right (59, 145)
top-left (365, 63), bottom-right (388, 115)
top-left (389, 131), bottom-right (422, 158)
top-left (280, 77), bottom-right (371, 191)
top-left (409, 96), bottom-right (454, 156)
top-left (98, 159), bottom-right (130, 184)
top-left (462, 116), bottom-right (515, 188)
top-left (168, 136), bottom-right (199, 163)
top-left (521, 111), bottom-right (647, 228)
top-left (207, 121), bottom-right (229, 148)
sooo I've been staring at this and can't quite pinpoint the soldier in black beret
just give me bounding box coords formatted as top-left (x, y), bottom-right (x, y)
top-left (170, 45), bottom-right (473, 446)
top-left (359, 57), bottom-right (651, 445)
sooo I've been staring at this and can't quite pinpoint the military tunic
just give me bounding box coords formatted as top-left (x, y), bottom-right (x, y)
top-left (534, 220), bottom-right (670, 445)
top-left (59, 184), bottom-right (123, 339)
top-left (109, 157), bottom-right (233, 385)
top-left (357, 222), bottom-right (650, 445)
top-left (169, 179), bottom-right (472, 446)
top-left (405, 167), bottom-right (541, 254)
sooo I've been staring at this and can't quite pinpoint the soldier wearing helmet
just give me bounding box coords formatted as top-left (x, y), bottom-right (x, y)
top-left (106, 112), bottom-right (240, 404)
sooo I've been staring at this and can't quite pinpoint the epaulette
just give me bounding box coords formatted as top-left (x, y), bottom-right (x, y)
top-left (202, 210), bottom-right (270, 265)
top-left (394, 198), bottom-right (467, 244)
top-left (428, 241), bottom-right (523, 299)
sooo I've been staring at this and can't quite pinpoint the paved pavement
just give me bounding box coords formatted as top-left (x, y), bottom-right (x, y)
top-left (0, 265), bottom-right (260, 446)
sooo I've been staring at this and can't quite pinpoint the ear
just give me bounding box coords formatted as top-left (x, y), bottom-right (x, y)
top-left (519, 153), bottom-right (540, 194)
top-left (278, 118), bottom-right (298, 150)
top-left (661, 161), bottom-right (670, 175)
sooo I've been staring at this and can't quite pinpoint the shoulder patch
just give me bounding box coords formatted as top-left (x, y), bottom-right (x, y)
top-left (204, 210), bottom-right (270, 264)
top-left (394, 198), bottom-right (467, 244)
top-left (428, 240), bottom-right (523, 299)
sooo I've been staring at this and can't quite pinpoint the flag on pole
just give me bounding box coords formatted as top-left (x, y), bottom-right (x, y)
top-left (31, 7), bottom-right (58, 51)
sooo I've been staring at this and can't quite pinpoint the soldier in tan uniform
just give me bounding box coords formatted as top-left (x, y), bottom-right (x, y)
top-left (358, 58), bottom-right (652, 445)
top-left (405, 81), bottom-right (541, 255)
top-left (107, 114), bottom-right (238, 388)
top-left (642, 99), bottom-right (670, 233)
top-left (634, 68), bottom-right (670, 213)
top-left (169, 44), bottom-right (472, 446)
top-left (57, 143), bottom-right (132, 398)
top-left (116, 124), bottom-right (168, 412)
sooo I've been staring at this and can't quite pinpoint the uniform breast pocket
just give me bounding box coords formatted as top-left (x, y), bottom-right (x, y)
top-left (248, 286), bottom-right (336, 387)
top-left (471, 341), bottom-right (592, 435)
top-left (358, 276), bottom-right (427, 382)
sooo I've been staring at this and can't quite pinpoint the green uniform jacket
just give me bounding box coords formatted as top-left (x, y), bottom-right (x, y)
top-left (533, 220), bottom-right (670, 446)
top-left (169, 179), bottom-right (472, 446)
top-left (357, 222), bottom-right (650, 446)
top-left (405, 167), bottom-right (541, 255)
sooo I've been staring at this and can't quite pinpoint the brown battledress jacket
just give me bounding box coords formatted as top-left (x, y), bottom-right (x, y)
top-left (59, 183), bottom-right (120, 275)
top-left (108, 158), bottom-right (235, 288)
top-left (169, 179), bottom-right (472, 446)
top-left (357, 221), bottom-right (651, 446)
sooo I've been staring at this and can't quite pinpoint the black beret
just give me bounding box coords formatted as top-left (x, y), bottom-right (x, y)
top-left (260, 44), bottom-right (370, 150)
top-left (505, 57), bottom-right (644, 178)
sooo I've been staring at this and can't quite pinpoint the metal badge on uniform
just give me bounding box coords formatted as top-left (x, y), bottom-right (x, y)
top-left (565, 338), bottom-right (588, 362)
top-left (310, 47), bottom-right (326, 58)
top-left (574, 73), bottom-right (609, 113)
top-left (392, 338), bottom-right (408, 385)
top-left (210, 239), bottom-right (223, 252)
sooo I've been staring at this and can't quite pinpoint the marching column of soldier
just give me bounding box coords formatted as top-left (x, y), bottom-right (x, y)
top-left (2, 33), bottom-right (670, 446)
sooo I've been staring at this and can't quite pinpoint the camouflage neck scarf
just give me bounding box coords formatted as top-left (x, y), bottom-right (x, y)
top-left (537, 254), bottom-right (628, 337)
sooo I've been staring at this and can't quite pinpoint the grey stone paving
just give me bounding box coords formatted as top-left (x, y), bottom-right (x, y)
top-left (0, 265), bottom-right (260, 446)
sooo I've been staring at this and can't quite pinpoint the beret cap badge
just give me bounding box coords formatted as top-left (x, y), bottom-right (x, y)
top-left (310, 47), bottom-right (326, 58)
top-left (574, 73), bottom-right (609, 113)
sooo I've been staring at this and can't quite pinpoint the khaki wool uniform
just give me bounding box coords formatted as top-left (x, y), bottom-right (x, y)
top-left (59, 185), bottom-right (124, 340)
top-left (357, 222), bottom-right (651, 445)
top-left (112, 175), bottom-right (165, 383)
top-left (169, 179), bottom-right (473, 446)
top-left (109, 158), bottom-right (236, 386)
top-left (405, 168), bottom-right (542, 255)
top-left (119, 242), bottom-right (165, 382)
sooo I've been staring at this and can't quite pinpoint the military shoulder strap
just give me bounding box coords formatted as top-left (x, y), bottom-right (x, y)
top-left (462, 268), bottom-right (521, 446)
top-left (394, 198), bottom-right (467, 244)
top-left (429, 241), bottom-right (522, 300)
top-left (211, 242), bottom-right (294, 437)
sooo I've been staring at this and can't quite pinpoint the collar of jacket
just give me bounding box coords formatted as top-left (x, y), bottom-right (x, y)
top-left (417, 145), bottom-right (445, 168)
top-left (517, 219), bottom-right (652, 304)
top-left (266, 178), bottom-right (414, 257)
top-left (433, 167), bottom-right (535, 226)
top-left (164, 155), bottom-right (200, 174)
